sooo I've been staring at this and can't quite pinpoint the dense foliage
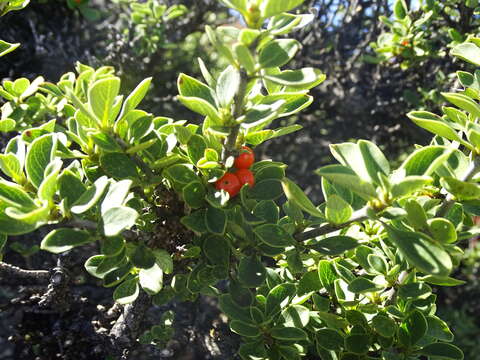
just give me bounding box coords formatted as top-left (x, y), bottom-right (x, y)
top-left (1, 0), bottom-right (480, 359)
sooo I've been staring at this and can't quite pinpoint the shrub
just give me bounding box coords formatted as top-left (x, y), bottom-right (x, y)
top-left (1, 0), bottom-right (479, 359)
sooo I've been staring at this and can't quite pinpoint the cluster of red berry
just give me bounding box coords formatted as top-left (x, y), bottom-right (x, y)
top-left (215, 146), bottom-right (255, 197)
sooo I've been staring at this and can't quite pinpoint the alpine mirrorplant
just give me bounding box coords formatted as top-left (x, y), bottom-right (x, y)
top-left (0, 0), bottom-right (478, 359)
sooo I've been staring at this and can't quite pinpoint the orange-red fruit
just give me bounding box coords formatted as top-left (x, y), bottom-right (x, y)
top-left (235, 168), bottom-right (255, 188)
top-left (215, 172), bottom-right (241, 197)
top-left (234, 146), bottom-right (255, 169)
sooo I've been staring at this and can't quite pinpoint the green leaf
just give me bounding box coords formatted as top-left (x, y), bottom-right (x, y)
top-left (419, 343), bottom-right (463, 359)
top-left (0, 118), bottom-right (16, 132)
top-left (90, 132), bottom-right (122, 152)
top-left (203, 235), bottom-right (230, 265)
top-left (0, 153), bottom-right (22, 181)
top-left (298, 270), bottom-right (322, 294)
top-left (216, 66), bottom-right (240, 108)
top-left (318, 260), bottom-right (337, 291)
top-left (101, 236), bottom-right (124, 256)
top-left (220, 0), bottom-right (247, 13)
top-left (178, 73), bottom-right (217, 107)
top-left (358, 140), bottom-right (390, 184)
top-left (266, 283), bottom-right (296, 316)
top-left (325, 194), bottom-right (352, 224)
top-left (398, 282), bottom-right (432, 299)
top-left (282, 304), bottom-right (310, 328)
top-left (259, 39), bottom-right (300, 68)
top-left (394, 0), bottom-right (407, 19)
top-left (5, 201), bottom-right (49, 226)
top-left (268, 13), bottom-right (305, 36)
top-left (205, 206), bottom-right (227, 234)
top-left (25, 134), bottom-right (57, 189)
top-left (345, 334), bottom-right (370, 354)
top-left (442, 92), bottom-right (480, 120)
top-left (218, 294), bottom-right (251, 323)
top-left (249, 178), bottom-right (284, 200)
top-left (88, 77), bottom-right (121, 127)
top-left (386, 226), bottom-right (452, 276)
top-left (316, 328), bottom-right (344, 351)
top-left (372, 315), bottom-right (397, 338)
top-left (230, 320), bottom-right (260, 337)
top-left (426, 316), bottom-right (454, 342)
top-left (102, 206), bottom-right (138, 237)
top-left (452, 42), bottom-right (480, 67)
top-left (404, 198), bottom-right (427, 230)
top-left (180, 210), bottom-right (207, 233)
top-left (0, 40), bottom-right (20, 57)
top-left (254, 224), bottom-right (295, 248)
top-left (118, 77), bottom-right (152, 120)
top-left (131, 244), bottom-right (156, 269)
top-left (139, 264), bottom-right (163, 295)
top-left (368, 253), bottom-right (389, 275)
top-left (347, 277), bottom-right (384, 293)
top-left (238, 342), bottom-right (268, 360)
top-left (238, 255), bottom-right (266, 288)
top-left (233, 43), bottom-right (256, 74)
top-left (41, 228), bottom-right (92, 254)
top-left (307, 236), bottom-right (359, 256)
top-left (101, 179), bottom-right (132, 214)
top-left (38, 159), bottom-right (62, 201)
top-left (405, 310), bottom-right (427, 345)
top-left (270, 326), bottom-right (307, 341)
top-left (0, 211), bottom-right (37, 235)
top-left (58, 170), bottom-right (87, 209)
top-left (164, 164), bottom-right (198, 185)
top-left (400, 146), bottom-right (451, 176)
top-left (0, 181), bottom-right (36, 209)
top-left (264, 68), bottom-right (325, 89)
top-left (113, 277), bottom-right (139, 304)
top-left (391, 176), bottom-right (432, 198)
top-left (260, 0), bottom-right (304, 18)
top-left (183, 181), bottom-right (206, 209)
top-left (253, 200), bottom-right (279, 223)
top-left (71, 176), bottom-right (109, 214)
top-left (152, 249), bottom-right (173, 274)
top-left (281, 177), bottom-right (323, 217)
top-left (187, 135), bottom-right (207, 164)
top-left (440, 176), bottom-right (480, 200)
top-left (407, 111), bottom-right (461, 142)
top-left (419, 275), bottom-right (465, 287)
top-left (428, 218), bottom-right (457, 244)
top-left (316, 165), bottom-right (377, 200)
top-left (100, 152), bottom-right (139, 179)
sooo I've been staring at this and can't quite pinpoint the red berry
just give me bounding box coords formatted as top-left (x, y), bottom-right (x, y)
top-left (215, 172), bottom-right (241, 197)
top-left (235, 168), bottom-right (255, 188)
top-left (233, 146), bottom-right (255, 169)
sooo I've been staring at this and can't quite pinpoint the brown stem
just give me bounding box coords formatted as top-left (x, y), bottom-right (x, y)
top-left (0, 261), bottom-right (50, 284)
top-left (108, 291), bottom-right (151, 359)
